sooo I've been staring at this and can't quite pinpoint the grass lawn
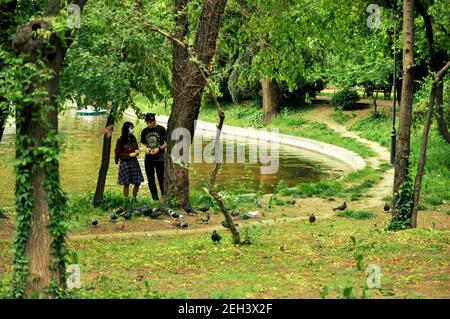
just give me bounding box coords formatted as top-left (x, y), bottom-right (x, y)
top-left (1, 212), bottom-right (447, 298)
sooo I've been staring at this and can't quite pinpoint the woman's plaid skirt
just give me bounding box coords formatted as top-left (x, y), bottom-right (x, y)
top-left (117, 158), bottom-right (144, 185)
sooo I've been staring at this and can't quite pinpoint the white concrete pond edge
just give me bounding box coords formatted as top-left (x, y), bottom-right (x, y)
top-left (125, 110), bottom-right (366, 172)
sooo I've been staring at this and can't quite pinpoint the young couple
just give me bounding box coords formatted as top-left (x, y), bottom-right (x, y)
top-left (114, 113), bottom-right (166, 201)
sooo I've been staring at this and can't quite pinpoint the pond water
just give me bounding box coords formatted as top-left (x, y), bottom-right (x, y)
top-left (0, 109), bottom-right (351, 206)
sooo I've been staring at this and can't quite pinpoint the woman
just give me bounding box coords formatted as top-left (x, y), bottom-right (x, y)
top-left (115, 122), bottom-right (144, 199)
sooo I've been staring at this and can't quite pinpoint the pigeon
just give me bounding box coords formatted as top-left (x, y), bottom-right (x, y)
top-left (134, 205), bottom-right (149, 217)
top-left (211, 230), bottom-right (222, 243)
top-left (230, 210), bottom-right (240, 217)
top-left (92, 220), bottom-right (98, 227)
top-left (180, 221), bottom-right (189, 228)
top-left (182, 205), bottom-right (196, 215)
top-left (110, 213), bottom-right (118, 222)
top-left (122, 211), bottom-right (133, 220)
top-left (222, 220), bottom-right (238, 229)
top-left (160, 205), bottom-right (169, 214)
top-left (333, 202), bottom-right (347, 211)
top-left (384, 202), bottom-right (390, 213)
top-left (116, 222), bottom-right (125, 231)
top-left (309, 213), bottom-right (316, 224)
top-left (162, 205), bottom-right (179, 218)
top-left (197, 213), bottom-right (210, 223)
top-left (198, 205), bottom-right (211, 213)
top-left (289, 199), bottom-right (296, 205)
top-left (168, 209), bottom-right (180, 218)
top-left (114, 207), bottom-right (124, 215)
top-left (148, 209), bottom-right (163, 219)
top-left (239, 213), bottom-right (250, 220)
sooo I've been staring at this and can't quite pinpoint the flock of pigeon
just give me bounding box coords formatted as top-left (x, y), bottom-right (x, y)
top-left (90, 200), bottom-right (392, 243)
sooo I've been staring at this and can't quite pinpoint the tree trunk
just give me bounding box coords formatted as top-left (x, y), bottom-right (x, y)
top-left (165, 0), bottom-right (228, 205)
top-left (411, 86), bottom-right (436, 228)
top-left (392, 0), bottom-right (415, 222)
top-left (434, 81), bottom-right (450, 143)
top-left (411, 60), bottom-right (450, 228)
top-left (12, 0), bottom-right (87, 297)
top-left (93, 110), bottom-right (116, 206)
top-left (261, 77), bottom-right (280, 124)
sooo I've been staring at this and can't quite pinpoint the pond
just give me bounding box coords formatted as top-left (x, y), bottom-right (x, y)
top-left (0, 109), bottom-right (351, 207)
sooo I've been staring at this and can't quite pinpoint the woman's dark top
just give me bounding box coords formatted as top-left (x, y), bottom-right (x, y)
top-left (115, 135), bottom-right (139, 165)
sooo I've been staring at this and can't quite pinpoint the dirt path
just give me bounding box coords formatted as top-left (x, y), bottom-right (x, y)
top-left (304, 105), bottom-right (394, 208)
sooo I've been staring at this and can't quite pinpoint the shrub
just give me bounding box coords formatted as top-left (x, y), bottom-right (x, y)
top-left (331, 87), bottom-right (360, 110)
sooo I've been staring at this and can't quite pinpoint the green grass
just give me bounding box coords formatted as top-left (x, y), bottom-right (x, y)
top-left (336, 210), bottom-right (374, 219)
top-left (330, 109), bottom-right (355, 124)
top-left (279, 166), bottom-right (382, 202)
top-left (350, 112), bottom-right (450, 207)
top-left (0, 215), bottom-right (447, 298)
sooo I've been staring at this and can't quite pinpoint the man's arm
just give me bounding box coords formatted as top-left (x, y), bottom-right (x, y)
top-left (160, 126), bottom-right (167, 150)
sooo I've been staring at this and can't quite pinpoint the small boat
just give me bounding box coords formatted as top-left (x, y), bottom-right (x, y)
top-left (76, 106), bottom-right (107, 116)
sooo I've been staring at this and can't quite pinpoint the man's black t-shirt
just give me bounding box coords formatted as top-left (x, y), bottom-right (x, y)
top-left (141, 125), bottom-right (166, 161)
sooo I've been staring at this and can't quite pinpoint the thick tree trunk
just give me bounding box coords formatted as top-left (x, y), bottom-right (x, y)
top-left (392, 0), bottom-right (415, 219)
top-left (12, 0), bottom-right (87, 296)
top-left (165, 0), bottom-right (228, 205)
top-left (93, 110), bottom-right (116, 206)
top-left (261, 77), bottom-right (280, 124)
top-left (15, 103), bottom-right (55, 295)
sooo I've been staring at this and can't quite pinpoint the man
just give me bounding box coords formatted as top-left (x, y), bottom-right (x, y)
top-left (141, 113), bottom-right (167, 201)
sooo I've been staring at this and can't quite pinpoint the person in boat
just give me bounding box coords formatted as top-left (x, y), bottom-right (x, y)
top-left (115, 122), bottom-right (144, 199)
top-left (140, 113), bottom-right (167, 201)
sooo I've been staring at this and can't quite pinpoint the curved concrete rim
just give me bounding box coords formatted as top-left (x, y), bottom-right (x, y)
top-left (124, 110), bottom-right (365, 171)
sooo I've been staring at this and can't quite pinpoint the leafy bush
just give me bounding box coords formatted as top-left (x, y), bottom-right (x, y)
top-left (331, 87), bottom-right (360, 110)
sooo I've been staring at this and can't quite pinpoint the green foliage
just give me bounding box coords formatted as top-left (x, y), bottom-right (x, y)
top-left (331, 87), bottom-right (360, 110)
top-left (388, 179), bottom-right (414, 231)
top-left (60, 0), bottom-right (171, 120)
